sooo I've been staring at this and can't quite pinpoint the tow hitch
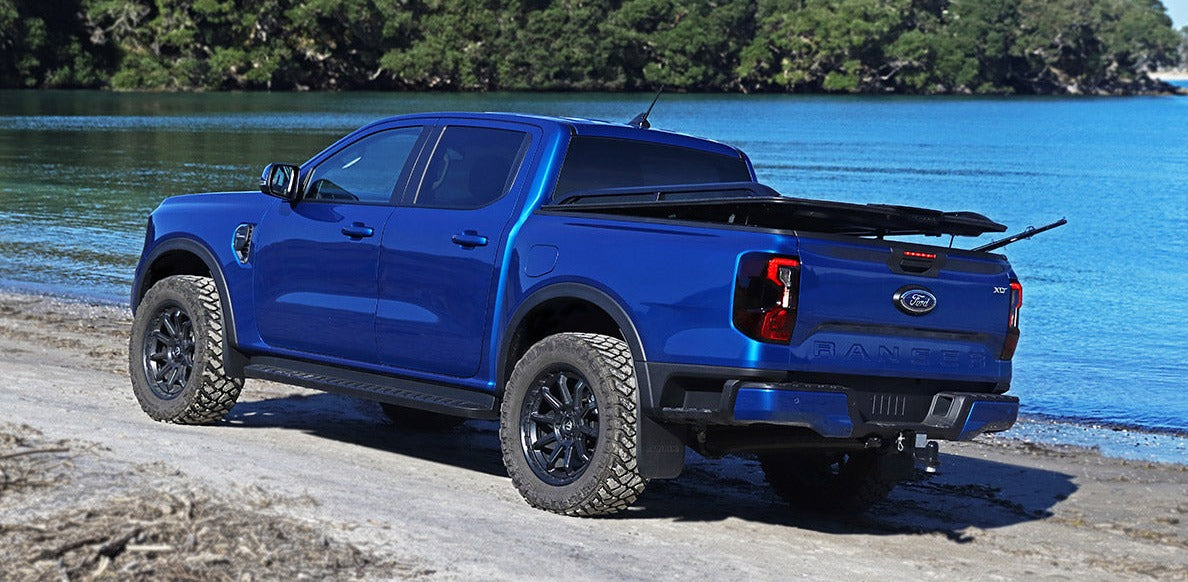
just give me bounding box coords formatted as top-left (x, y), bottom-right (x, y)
top-left (912, 433), bottom-right (941, 474)
top-left (879, 432), bottom-right (942, 480)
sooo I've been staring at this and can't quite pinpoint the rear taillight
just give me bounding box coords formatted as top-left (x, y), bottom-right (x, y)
top-left (734, 255), bottom-right (800, 344)
top-left (1001, 279), bottom-right (1022, 359)
top-left (1008, 280), bottom-right (1022, 327)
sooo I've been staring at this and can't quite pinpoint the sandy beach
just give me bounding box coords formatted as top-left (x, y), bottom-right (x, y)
top-left (0, 290), bottom-right (1185, 580)
top-left (1155, 70), bottom-right (1188, 81)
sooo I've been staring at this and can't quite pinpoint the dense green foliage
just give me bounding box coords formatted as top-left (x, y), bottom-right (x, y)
top-left (0, 0), bottom-right (1181, 93)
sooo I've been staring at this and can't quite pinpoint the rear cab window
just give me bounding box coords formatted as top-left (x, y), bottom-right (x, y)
top-left (552, 136), bottom-right (752, 203)
top-left (412, 126), bottom-right (532, 209)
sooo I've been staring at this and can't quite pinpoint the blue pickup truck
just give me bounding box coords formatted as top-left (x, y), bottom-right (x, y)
top-left (129, 111), bottom-right (1025, 516)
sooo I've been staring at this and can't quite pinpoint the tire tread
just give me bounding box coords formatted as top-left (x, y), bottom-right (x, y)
top-left (500, 333), bottom-right (646, 516)
top-left (130, 275), bottom-right (243, 424)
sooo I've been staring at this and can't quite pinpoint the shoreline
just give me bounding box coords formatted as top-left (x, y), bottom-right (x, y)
top-left (1002, 417), bottom-right (1188, 467)
top-left (1019, 410), bottom-right (1188, 439)
top-left (1155, 70), bottom-right (1188, 82)
top-left (0, 285), bottom-right (1184, 467)
top-left (0, 278), bottom-right (130, 308)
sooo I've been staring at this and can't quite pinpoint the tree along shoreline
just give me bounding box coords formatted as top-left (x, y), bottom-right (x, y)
top-left (3, 0), bottom-right (1186, 97)
top-left (8, 81), bottom-right (1181, 96)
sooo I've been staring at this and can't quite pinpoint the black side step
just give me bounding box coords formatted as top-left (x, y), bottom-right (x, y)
top-left (243, 356), bottom-right (497, 419)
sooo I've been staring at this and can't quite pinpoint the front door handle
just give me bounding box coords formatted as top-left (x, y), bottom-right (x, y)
top-left (451, 231), bottom-right (489, 248)
top-left (341, 222), bottom-right (374, 239)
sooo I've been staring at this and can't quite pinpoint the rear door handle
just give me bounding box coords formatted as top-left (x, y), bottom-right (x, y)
top-left (341, 222), bottom-right (374, 238)
top-left (451, 232), bottom-right (488, 248)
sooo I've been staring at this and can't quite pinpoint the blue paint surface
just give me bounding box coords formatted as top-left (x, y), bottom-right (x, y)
top-left (958, 401), bottom-right (1021, 440)
top-left (733, 388), bottom-right (853, 438)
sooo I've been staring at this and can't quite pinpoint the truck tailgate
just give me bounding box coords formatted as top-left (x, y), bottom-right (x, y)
top-left (791, 235), bottom-right (1013, 384)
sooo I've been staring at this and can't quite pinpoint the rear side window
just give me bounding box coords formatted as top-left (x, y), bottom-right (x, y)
top-left (413, 126), bottom-right (531, 209)
top-left (552, 137), bottom-right (751, 202)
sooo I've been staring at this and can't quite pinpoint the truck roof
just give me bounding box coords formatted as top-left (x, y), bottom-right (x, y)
top-left (374, 111), bottom-right (744, 159)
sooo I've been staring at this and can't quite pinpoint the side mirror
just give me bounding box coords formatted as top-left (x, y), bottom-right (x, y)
top-left (259, 163), bottom-right (302, 201)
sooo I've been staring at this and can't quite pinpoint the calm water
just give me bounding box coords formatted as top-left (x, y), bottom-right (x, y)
top-left (1, 89), bottom-right (1185, 436)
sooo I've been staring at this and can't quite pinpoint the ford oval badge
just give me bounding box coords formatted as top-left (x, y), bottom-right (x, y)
top-left (894, 287), bottom-right (937, 316)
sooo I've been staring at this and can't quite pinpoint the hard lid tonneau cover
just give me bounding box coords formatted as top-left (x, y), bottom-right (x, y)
top-left (546, 182), bottom-right (1007, 238)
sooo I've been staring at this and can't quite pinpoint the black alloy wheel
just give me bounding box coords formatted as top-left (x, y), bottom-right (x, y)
top-left (520, 367), bottom-right (600, 486)
top-left (142, 303), bottom-right (195, 400)
top-left (499, 332), bottom-right (646, 516)
top-left (129, 275), bottom-right (243, 424)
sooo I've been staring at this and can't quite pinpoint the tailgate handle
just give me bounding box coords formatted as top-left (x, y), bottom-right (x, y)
top-left (889, 249), bottom-right (944, 277)
top-left (899, 257), bottom-right (933, 273)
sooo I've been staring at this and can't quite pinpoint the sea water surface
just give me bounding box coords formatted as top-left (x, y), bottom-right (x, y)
top-left (1, 89), bottom-right (1185, 446)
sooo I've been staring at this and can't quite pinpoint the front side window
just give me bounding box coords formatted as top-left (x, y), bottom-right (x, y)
top-left (413, 126), bottom-right (531, 209)
top-left (552, 137), bottom-right (752, 202)
top-left (305, 126), bottom-right (423, 204)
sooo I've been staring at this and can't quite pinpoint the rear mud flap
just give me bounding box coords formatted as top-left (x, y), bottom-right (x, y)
top-left (638, 415), bottom-right (686, 479)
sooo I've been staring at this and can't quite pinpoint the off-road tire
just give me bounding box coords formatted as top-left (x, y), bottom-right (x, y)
top-left (499, 333), bottom-right (646, 516)
top-left (380, 403), bottom-right (466, 431)
top-left (758, 450), bottom-right (897, 514)
top-left (129, 275), bottom-right (243, 424)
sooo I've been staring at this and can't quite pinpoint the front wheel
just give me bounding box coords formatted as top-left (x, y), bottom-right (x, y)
top-left (129, 275), bottom-right (243, 424)
top-left (499, 333), bottom-right (646, 516)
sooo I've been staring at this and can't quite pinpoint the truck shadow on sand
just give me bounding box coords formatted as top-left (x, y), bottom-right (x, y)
top-left (226, 393), bottom-right (1076, 541)
top-left (629, 456), bottom-right (1076, 542)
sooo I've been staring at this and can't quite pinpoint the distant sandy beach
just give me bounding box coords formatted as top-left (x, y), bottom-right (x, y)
top-left (1155, 70), bottom-right (1188, 81)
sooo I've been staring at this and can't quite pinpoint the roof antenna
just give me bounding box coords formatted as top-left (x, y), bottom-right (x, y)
top-left (628, 87), bottom-right (664, 129)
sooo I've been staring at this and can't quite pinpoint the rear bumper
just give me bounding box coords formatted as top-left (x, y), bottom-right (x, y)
top-left (652, 378), bottom-right (1018, 441)
top-left (733, 383), bottom-right (1018, 440)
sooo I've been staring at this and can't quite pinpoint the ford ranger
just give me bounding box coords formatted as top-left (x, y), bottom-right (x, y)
top-left (129, 111), bottom-right (1031, 516)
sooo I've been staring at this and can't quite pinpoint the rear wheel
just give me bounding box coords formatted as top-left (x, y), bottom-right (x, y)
top-left (499, 333), bottom-right (646, 516)
top-left (129, 275), bottom-right (243, 424)
top-left (758, 450), bottom-right (897, 514)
